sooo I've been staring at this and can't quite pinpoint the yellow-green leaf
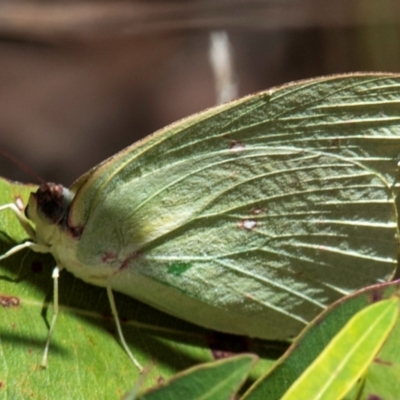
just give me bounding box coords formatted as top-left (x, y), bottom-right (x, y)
top-left (282, 297), bottom-right (399, 400)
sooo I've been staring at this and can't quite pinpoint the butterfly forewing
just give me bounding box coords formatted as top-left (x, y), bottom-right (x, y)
top-left (68, 74), bottom-right (399, 339)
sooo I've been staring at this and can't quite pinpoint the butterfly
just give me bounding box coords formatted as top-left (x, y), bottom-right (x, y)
top-left (0, 73), bottom-right (398, 371)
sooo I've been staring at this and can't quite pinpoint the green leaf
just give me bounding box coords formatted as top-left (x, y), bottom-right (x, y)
top-left (132, 354), bottom-right (257, 400)
top-left (242, 280), bottom-right (400, 400)
top-left (281, 297), bottom-right (399, 400)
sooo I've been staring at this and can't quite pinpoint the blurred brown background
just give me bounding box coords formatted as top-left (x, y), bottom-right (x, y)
top-left (1, 0), bottom-right (400, 185)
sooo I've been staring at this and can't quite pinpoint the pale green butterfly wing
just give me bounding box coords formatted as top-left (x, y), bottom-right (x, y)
top-left (67, 74), bottom-right (399, 339)
top-left (71, 74), bottom-right (400, 216)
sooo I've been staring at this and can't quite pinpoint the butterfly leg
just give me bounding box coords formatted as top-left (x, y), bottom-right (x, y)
top-left (0, 203), bottom-right (50, 261)
top-left (0, 241), bottom-right (44, 261)
top-left (0, 203), bottom-right (36, 239)
top-left (106, 283), bottom-right (143, 372)
top-left (41, 266), bottom-right (60, 368)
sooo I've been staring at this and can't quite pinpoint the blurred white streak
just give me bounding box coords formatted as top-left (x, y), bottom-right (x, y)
top-left (209, 31), bottom-right (238, 104)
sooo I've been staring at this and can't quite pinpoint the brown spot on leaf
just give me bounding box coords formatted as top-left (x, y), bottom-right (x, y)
top-left (0, 381), bottom-right (3, 389)
top-left (0, 295), bottom-right (20, 308)
top-left (374, 357), bottom-right (392, 366)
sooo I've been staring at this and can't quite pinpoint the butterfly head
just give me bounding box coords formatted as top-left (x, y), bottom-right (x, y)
top-left (26, 183), bottom-right (74, 229)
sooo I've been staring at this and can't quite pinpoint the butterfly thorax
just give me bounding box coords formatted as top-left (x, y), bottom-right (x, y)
top-left (26, 182), bottom-right (116, 287)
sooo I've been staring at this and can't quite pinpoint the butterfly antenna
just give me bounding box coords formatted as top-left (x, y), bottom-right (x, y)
top-left (0, 148), bottom-right (45, 184)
